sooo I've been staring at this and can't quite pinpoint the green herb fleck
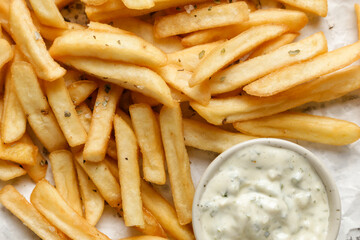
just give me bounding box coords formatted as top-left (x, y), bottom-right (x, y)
top-left (64, 111), bottom-right (71, 117)
top-left (220, 76), bottom-right (226, 82)
top-left (221, 48), bottom-right (226, 54)
top-left (288, 49), bottom-right (300, 56)
top-left (40, 159), bottom-right (48, 166)
top-left (208, 6), bottom-right (212, 11)
top-left (199, 50), bottom-right (205, 59)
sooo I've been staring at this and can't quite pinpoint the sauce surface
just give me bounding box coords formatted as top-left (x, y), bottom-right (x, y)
top-left (198, 144), bottom-right (329, 240)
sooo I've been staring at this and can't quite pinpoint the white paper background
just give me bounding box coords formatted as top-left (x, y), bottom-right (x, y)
top-left (1, 0), bottom-right (360, 239)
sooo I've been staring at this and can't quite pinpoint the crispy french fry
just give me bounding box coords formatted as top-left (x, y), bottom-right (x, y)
top-left (12, 61), bottom-right (67, 151)
top-left (87, 21), bottom-right (130, 35)
top-left (131, 91), bottom-right (160, 107)
top-left (64, 70), bottom-right (83, 86)
top-left (183, 118), bottom-right (257, 153)
top-left (190, 24), bottom-right (289, 87)
top-left (76, 103), bottom-right (93, 133)
top-left (75, 162), bottom-right (104, 226)
top-left (114, 115), bottom-right (144, 227)
top-left (159, 103), bottom-right (194, 225)
top-left (129, 104), bottom-right (166, 185)
top-left (30, 179), bottom-right (111, 240)
top-left (58, 56), bottom-right (174, 107)
top-left (154, 2), bottom-right (249, 38)
top-left (49, 150), bottom-right (83, 216)
top-left (244, 40), bottom-right (360, 97)
top-left (141, 180), bottom-right (195, 240)
top-left (278, 0), bottom-right (328, 17)
top-left (248, 32), bottom-right (299, 59)
top-left (83, 83), bottom-right (122, 162)
top-left (120, 236), bottom-right (167, 240)
top-left (181, 9), bottom-right (308, 47)
top-left (356, 4), bottom-right (360, 40)
top-left (111, 17), bottom-right (183, 53)
top-left (170, 87), bottom-right (190, 103)
top-left (122, 0), bottom-right (154, 10)
top-left (103, 156), bottom-right (119, 180)
top-left (0, 39), bottom-right (13, 70)
top-left (1, 61), bottom-right (26, 143)
top-left (0, 185), bottom-right (67, 240)
top-left (0, 136), bottom-right (38, 165)
top-left (29, 0), bottom-right (66, 28)
top-left (191, 66), bottom-right (360, 124)
top-left (55, 0), bottom-right (75, 9)
top-left (81, 0), bottom-right (108, 6)
top-left (46, 78), bottom-right (88, 147)
top-left (0, 160), bottom-right (26, 181)
top-left (9, 0), bottom-right (66, 81)
top-left (50, 29), bottom-right (167, 69)
top-left (68, 80), bottom-right (98, 106)
top-left (106, 138), bottom-right (117, 160)
top-left (234, 112), bottom-right (360, 145)
top-left (157, 65), bottom-right (210, 105)
top-left (0, 1), bottom-right (10, 33)
top-left (209, 32), bottom-right (327, 94)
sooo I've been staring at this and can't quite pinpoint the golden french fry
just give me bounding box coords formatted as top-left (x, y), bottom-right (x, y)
top-left (170, 87), bottom-right (191, 103)
top-left (356, 4), bottom-right (360, 40)
top-left (0, 1), bottom-right (10, 33)
top-left (63, 70), bottom-right (83, 86)
top-left (30, 179), bottom-right (111, 240)
top-left (190, 24), bottom-right (289, 87)
top-left (183, 118), bottom-right (257, 153)
top-left (248, 32), bottom-right (299, 59)
top-left (29, 0), bottom-right (66, 28)
top-left (83, 83), bottom-right (122, 162)
top-left (131, 91), bottom-right (160, 107)
top-left (0, 185), bottom-right (68, 240)
top-left (58, 56), bottom-right (174, 107)
top-left (111, 17), bottom-right (183, 53)
top-left (141, 180), bottom-right (195, 240)
top-left (76, 103), bottom-right (93, 133)
top-left (1, 61), bottom-right (26, 143)
top-left (0, 135), bottom-right (38, 165)
top-left (12, 61), bottom-right (67, 151)
top-left (159, 103), bottom-right (194, 225)
top-left (106, 138), bottom-right (117, 160)
top-left (75, 162), bottom-right (104, 226)
top-left (120, 236), bottom-right (167, 240)
top-left (154, 2), bottom-right (249, 38)
top-left (129, 104), bottom-right (166, 185)
top-left (122, 0), bottom-right (154, 10)
top-left (114, 115), bottom-right (144, 227)
top-left (103, 156), bottom-right (119, 180)
top-left (49, 150), bottom-right (83, 216)
top-left (9, 0), bottom-right (66, 81)
top-left (167, 40), bottom-right (224, 72)
top-left (0, 39), bottom-right (13, 70)
top-left (68, 80), bottom-right (98, 106)
top-left (87, 21), bottom-right (130, 35)
top-left (157, 65), bottom-right (210, 105)
top-left (80, 0), bottom-right (108, 6)
top-left (234, 112), bottom-right (360, 145)
top-left (191, 66), bottom-right (360, 124)
top-left (0, 160), bottom-right (26, 181)
top-left (278, 0), bottom-right (327, 17)
top-left (210, 32), bottom-right (327, 94)
top-left (181, 9), bottom-right (308, 47)
top-left (244, 40), bottom-right (360, 97)
top-left (55, 0), bottom-right (75, 9)
top-left (46, 78), bottom-right (88, 147)
top-left (50, 29), bottom-right (167, 69)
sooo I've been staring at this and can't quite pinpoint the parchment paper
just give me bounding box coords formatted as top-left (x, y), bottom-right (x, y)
top-left (1, 1), bottom-right (360, 239)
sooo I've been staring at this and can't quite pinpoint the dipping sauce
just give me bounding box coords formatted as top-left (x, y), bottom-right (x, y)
top-left (198, 144), bottom-right (329, 240)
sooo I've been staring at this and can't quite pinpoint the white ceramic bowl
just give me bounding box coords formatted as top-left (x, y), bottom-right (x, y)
top-left (192, 138), bottom-right (341, 240)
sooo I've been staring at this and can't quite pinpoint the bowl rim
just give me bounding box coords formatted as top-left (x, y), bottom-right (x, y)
top-left (192, 138), bottom-right (341, 240)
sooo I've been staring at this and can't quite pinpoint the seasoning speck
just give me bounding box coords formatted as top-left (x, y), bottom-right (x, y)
top-left (64, 111), bottom-right (71, 117)
top-left (199, 50), bottom-right (205, 59)
top-left (104, 84), bottom-right (111, 93)
top-left (221, 48), bottom-right (226, 55)
top-left (288, 49), bottom-right (300, 56)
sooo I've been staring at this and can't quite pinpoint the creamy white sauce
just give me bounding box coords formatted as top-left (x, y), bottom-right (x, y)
top-left (198, 144), bottom-right (329, 240)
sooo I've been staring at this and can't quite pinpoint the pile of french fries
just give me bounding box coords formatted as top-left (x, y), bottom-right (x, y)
top-left (0, 0), bottom-right (360, 239)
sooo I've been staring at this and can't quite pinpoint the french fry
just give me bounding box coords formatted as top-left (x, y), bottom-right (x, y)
top-left (114, 115), bottom-right (144, 227)
top-left (81, 0), bottom-right (109, 6)
top-left (0, 160), bottom-right (26, 181)
top-left (111, 17), bottom-right (183, 53)
top-left (122, 0), bottom-right (154, 10)
top-left (190, 66), bottom-right (360, 124)
top-left (167, 40), bottom-right (224, 72)
top-left (190, 24), bottom-right (289, 87)
top-left (83, 83), bottom-right (122, 162)
top-left (0, 136), bottom-right (38, 165)
top-left (141, 180), bottom-right (195, 240)
top-left (0, 1), bottom-right (10, 33)
top-left (244, 40), bottom-right (360, 97)
top-left (11, 61), bottom-right (67, 151)
top-left (157, 65), bottom-right (210, 105)
top-left (103, 156), bottom-right (119, 180)
top-left (87, 21), bottom-right (130, 35)
top-left (46, 78), bottom-right (88, 147)
top-left (131, 91), bottom-right (160, 107)
top-left (0, 185), bottom-right (68, 240)
top-left (356, 4), bottom-right (360, 40)
top-left (248, 32), bottom-right (299, 59)
top-left (0, 39), bottom-right (13, 70)
top-left (68, 80), bottom-right (98, 106)
top-left (159, 103), bottom-right (194, 225)
top-left (183, 118), bottom-right (257, 153)
top-left (1, 61), bottom-right (26, 143)
top-left (120, 236), bottom-right (167, 240)
top-left (55, 0), bottom-right (75, 9)
top-left (49, 150), bottom-right (83, 216)
top-left (9, 0), bottom-right (66, 81)
top-left (106, 138), bottom-right (117, 160)
top-left (50, 29), bottom-right (167, 69)
top-left (181, 9), bottom-right (308, 47)
top-left (234, 112), bottom-right (360, 145)
top-left (209, 32), bottom-right (328, 94)
top-left (58, 56), bottom-right (174, 107)
top-left (277, 0), bottom-right (328, 17)
top-left (154, 2), bottom-right (249, 38)
top-left (75, 162), bottom-right (104, 226)
top-left (64, 70), bottom-right (83, 86)
top-left (30, 179), bottom-right (111, 240)
top-left (129, 104), bottom-right (166, 185)
top-left (29, 0), bottom-right (67, 29)
top-left (76, 103), bottom-right (93, 133)
top-left (170, 87), bottom-right (191, 103)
